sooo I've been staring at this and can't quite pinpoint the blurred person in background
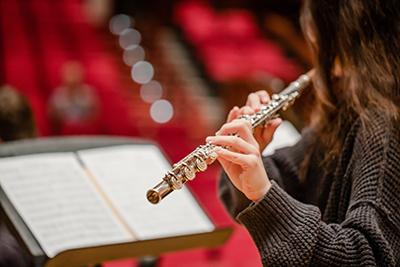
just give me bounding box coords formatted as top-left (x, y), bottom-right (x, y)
top-left (48, 61), bottom-right (100, 135)
top-left (210, 0), bottom-right (400, 266)
top-left (0, 85), bottom-right (35, 267)
top-left (0, 85), bottom-right (36, 142)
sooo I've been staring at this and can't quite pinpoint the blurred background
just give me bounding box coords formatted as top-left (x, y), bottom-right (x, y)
top-left (0, 0), bottom-right (312, 266)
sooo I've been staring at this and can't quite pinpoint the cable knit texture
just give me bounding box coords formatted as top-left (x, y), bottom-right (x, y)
top-left (219, 112), bottom-right (400, 266)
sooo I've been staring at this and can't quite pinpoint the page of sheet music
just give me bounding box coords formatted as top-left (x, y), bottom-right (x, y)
top-left (0, 153), bottom-right (133, 258)
top-left (78, 145), bottom-right (215, 240)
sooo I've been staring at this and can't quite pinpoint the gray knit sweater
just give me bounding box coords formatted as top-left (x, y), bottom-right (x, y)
top-left (219, 112), bottom-right (400, 266)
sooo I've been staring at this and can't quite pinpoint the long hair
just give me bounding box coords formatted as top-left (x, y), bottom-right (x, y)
top-left (300, 0), bottom-right (400, 171)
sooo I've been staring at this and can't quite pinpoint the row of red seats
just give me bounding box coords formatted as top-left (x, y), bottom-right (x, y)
top-left (174, 1), bottom-right (303, 83)
top-left (0, 0), bottom-right (50, 135)
top-left (0, 0), bottom-right (138, 136)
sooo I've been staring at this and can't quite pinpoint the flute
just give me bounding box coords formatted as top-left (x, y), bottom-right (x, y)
top-left (147, 71), bottom-right (312, 204)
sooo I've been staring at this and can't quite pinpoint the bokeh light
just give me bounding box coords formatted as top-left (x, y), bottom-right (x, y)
top-left (119, 28), bottom-right (141, 49)
top-left (131, 61), bottom-right (154, 84)
top-left (150, 100), bottom-right (174, 123)
top-left (140, 80), bottom-right (163, 103)
top-left (109, 14), bottom-right (132, 35)
top-left (123, 45), bottom-right (145, 66)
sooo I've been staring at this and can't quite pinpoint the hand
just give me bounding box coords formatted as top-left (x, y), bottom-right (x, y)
top-left (206, 119), bottom-right (272, 202)
top-left (227, 90), bottom-right (282, 151)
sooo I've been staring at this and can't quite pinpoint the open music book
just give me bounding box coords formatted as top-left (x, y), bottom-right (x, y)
top-left (0, 144), bottom-right (228, 264)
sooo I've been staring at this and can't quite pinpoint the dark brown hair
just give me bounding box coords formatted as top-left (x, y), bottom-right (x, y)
top-left (301, 0), bottom-right (400, 168)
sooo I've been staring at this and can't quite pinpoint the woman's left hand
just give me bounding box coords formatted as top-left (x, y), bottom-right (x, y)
top-left (206, 119), bottom-right (272, 202)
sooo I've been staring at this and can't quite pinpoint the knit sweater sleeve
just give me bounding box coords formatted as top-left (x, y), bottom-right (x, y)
top-left (236, 119), bottom-right (400, 266)
top-left (218, 128), bottom-right (315, 218)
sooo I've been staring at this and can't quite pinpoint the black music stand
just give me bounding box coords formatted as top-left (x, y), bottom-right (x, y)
top-left (0, 136), bottom-right (232, 267)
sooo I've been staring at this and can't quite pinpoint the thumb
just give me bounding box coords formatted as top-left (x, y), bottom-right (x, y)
top-left (262, 118), bottom-right (282, 144)
top-left (217, 156), bottom-right (231, 173)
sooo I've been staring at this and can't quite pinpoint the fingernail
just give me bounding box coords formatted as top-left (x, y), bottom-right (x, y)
top-left (206, 136), bottom-right (214, 143)
top-left (215, 131), bottom-right (220, 135)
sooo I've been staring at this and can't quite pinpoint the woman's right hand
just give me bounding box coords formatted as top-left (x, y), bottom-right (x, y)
top-left (226, 90), bottom-right (282, 152)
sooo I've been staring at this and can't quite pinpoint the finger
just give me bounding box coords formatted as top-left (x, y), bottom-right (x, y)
top-left (215, 148), bottom-right (258, 169)
top-left (227, 106), bottom-right (240, 123)
top-left (263, 118), bottom-right (282, 144)
top-left (246, 91), bottom-right (271, 110)
top-left (246, 93), bottom-right (263, 111)
top-left (206, 135), bottom-right (258, 154)
top-left (216, 157), bottom-right (243, 191)
top-left (253, 126), bottom-right (265, 144)
top-left (216, 156), bottom-right (230, 171)
top-left (254, 90), bottom-right (270, 104)
top-left (239, 106), bottom-right (255, 115)
top-left (216, 119), bottom-right (256, 146)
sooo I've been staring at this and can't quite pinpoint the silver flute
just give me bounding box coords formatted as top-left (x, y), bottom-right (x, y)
top-left (146, 72), bottom-right (312, 204)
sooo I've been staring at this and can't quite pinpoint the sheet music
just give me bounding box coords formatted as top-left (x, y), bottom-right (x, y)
top-left (78, 145), bottom-right (215, 240)
top-left (0, 153), bottom-right (132, 257)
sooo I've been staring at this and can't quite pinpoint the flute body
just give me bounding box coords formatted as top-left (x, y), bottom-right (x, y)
top-left (147, 73), bottom-right (311, 204)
